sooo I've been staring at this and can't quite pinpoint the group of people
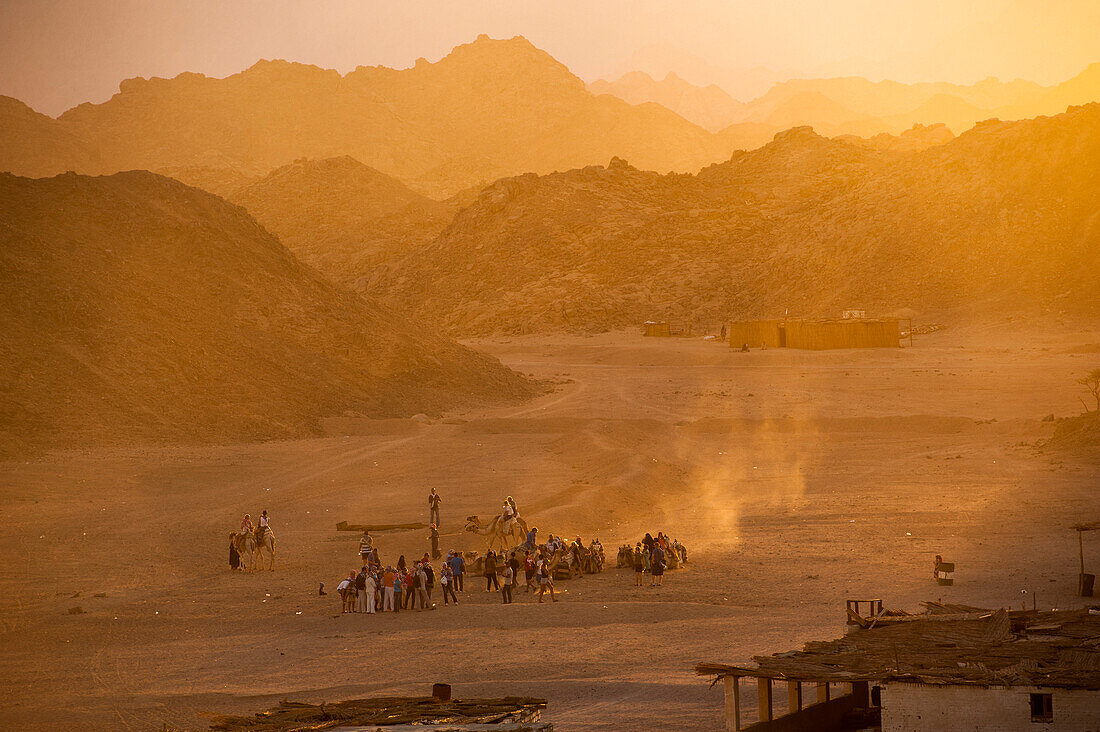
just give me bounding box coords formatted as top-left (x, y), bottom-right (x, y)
top-left (336, 542), bottom-right (563, 613)
top-left (337, 552), bottom-right (459, 613)
top-left (228, 510), bottom-right (272, 570)
top-left (628, 532), bottom-right (685, 587)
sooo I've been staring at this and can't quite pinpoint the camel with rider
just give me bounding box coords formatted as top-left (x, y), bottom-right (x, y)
top-left (464, 514), bottom-right (530, 552)
top-left (229, 527), bottom-right (275, 571)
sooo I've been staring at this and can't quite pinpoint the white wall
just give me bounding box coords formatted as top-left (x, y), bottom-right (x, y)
top-left (881, 682), bottom-right (1100, 732)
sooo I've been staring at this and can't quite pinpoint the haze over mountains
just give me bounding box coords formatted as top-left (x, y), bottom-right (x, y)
top-left (2, 34), bottom-right (1099, 350)
top-left (0, 35), bottom-right (727, 199)
top-left (0, 170), bottom-right (535, 456)
top-left (593, 62), bottom-right (1100, 146)
top-left (3, 32), bottom-right (1098, 201)
top-left (367, 105), bottom-right (1100, 335)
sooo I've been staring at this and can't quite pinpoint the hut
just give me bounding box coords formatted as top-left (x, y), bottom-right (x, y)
top-left (643, 321), bottom-right (672, 337)
top-left (697, 603), bottom-right (1100, 732)
top-left (728, 318), bottom-right (900, 350)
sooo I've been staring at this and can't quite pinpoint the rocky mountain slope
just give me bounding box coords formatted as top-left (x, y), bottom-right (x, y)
top-left (367, 104), bottom-right (1100, 335)
top-left (0, 171), bottom-right (536, 456)
top-left (1, 36), bottom-right (728, 198)
top-left (229, 156), bottom-right (454, 289)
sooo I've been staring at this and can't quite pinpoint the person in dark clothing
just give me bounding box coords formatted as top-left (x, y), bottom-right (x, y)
top-left (354, 567), bottom-right (368, 612)
top-left (650, 544), bottom-right (665, 588)
top-left (484, 550), bottom-right (499, 591)
top-left (229, 536), bottom-right (240, 570)
top-left (508, 551), bottom-right (519, 577)
top-left (424, 561), bottom-right (435, 601)
top-left (429, 524), bottom-right (441, 559)
top-left (397, 555), bottom-right (407, 573)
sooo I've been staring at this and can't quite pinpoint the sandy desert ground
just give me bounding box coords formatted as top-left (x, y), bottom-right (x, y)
top-left (1, 321), bottom-right (1098, 731)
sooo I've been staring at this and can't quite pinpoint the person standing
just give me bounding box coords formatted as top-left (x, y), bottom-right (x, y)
top-left (415, 562), bottom-right (429, 610)
top-left (364, 570), bottom-right (377, 614)
top-left (428, 488), bottom-right (441, 527)
top-left (403, 566), bottom-right (416, 610)
top-left (441, 564), bottom-right (458, 605)
top-left (523, 551), bottom-right (536, 592)
top-left (633, 543), bottom-right (646, 586)
top-left (508, 551), bottom-right (519, 583)
top-left (429, 523), bottom-right (441, 559)
top-left (382, 566), bottom-right (396, 611)
top-left (536, 552), bottom-right (557, 603)
top-left (650, 542), bottom-right (665, 588)
top-left (355, 567), bottom-right (368, 613)
top-left (392, 567), bottom-right (402, 612)
top-left (449, 551), bottom-right (466, 592)
top-left (502, 563), bottom-right (514, 604)
top-left (359, 531), bottom-right (373, 564)
top-left (484, 550), bottom-right (499, 591)
top-left (424, 559), bottom-right (436, 601)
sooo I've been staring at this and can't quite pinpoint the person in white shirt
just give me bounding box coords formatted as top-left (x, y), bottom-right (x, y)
top-left (364, 571), bottom-right (377, 614)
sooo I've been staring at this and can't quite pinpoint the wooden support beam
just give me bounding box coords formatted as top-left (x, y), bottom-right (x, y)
top-left (758, 677), bottom-right (773, 722)
top-left (723, 676), bottom-right (741, 732)
top-left (816, 682), bottom-right (830, 703)
top-left (787, 681), bottom-right (802, 713)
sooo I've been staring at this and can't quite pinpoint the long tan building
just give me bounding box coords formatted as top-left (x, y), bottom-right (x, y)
top-left (728, 318), bottom-right (901, 350)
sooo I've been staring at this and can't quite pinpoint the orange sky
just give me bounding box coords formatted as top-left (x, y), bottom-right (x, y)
top-left (2, 0), bottom-right (1098, 116)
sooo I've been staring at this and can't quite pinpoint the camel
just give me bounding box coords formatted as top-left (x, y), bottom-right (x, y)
top-left (254, 528), bottom-right (276, 571)
top-left (231, 531), bottom-right (256, 571)
top-left (464, 514), bottom-right (529, 553)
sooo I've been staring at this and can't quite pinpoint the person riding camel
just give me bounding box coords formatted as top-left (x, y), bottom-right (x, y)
top-left (241, 513), bottom-right (253, 534)
top-left (501, 496), bottom-right (517, 534)
top-left (257, 509), bottom-right (271, 539)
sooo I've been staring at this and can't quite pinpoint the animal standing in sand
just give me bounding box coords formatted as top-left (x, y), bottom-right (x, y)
top-left (230, 531), bottom-right (256, 571)
top-left (254, 527), bottom-right (276, 571)
top-left (465, 514), bottom-right (530, 552)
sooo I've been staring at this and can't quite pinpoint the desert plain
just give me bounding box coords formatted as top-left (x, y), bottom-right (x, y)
top-left (1, 320), bottom-right (1097, 731)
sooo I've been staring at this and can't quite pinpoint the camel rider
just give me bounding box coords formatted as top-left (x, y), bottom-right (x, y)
top-left (241, 513), bottom-right (253, 534)
top-left (257, 510), bottom-right (271, 539)
top-left (501, 497), bottom-right (516, 533)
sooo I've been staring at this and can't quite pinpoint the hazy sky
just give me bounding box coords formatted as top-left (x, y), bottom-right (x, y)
top-left (2, 0), bottom-right (1098, 116)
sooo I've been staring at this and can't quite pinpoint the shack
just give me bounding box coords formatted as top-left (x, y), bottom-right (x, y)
top-left (697, 604), bottom-right (1100, 731)
top-left (727, 318), bottom-right (901, 350)
top-left (643, 321), bottom-right (693, 337)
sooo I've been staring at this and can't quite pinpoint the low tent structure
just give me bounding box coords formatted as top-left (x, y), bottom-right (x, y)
top-left (728, 318), bottom-right (901, 350)
top-left (697, 603), bottom-right (1100, 731)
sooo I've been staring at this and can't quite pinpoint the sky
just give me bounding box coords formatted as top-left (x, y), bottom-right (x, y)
top-left (2, 0), bottom-right (1099, 116)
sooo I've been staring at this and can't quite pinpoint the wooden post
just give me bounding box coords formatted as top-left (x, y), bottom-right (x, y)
top-left (787, 681), bottom-right (802, 713)
top-left (758, 678), bottom-right (773, 722)
top-left (817, 682), bottom-right (830, 703)
top-left (1081, 530), bottom-right (1086, 575)
top-left (724, 676), bottom-right (741, 732)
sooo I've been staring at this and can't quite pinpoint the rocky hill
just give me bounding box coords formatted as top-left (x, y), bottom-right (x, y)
top-left (1, 36), bottom-right (728, 198)
top-left (230, 156), bottom-right (454, 289)
top-left (0, 95), bottom-right (100, 177)
top-left (368, 104), bottom-right (1100, 335)
top-left (0, 171), bottom-right (536, 457)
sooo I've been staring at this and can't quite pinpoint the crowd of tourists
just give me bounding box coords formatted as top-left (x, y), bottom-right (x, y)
top-left (335, 525), bottom-right (564, 612)
top-left (624, 531), bottom-right (686, 588)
